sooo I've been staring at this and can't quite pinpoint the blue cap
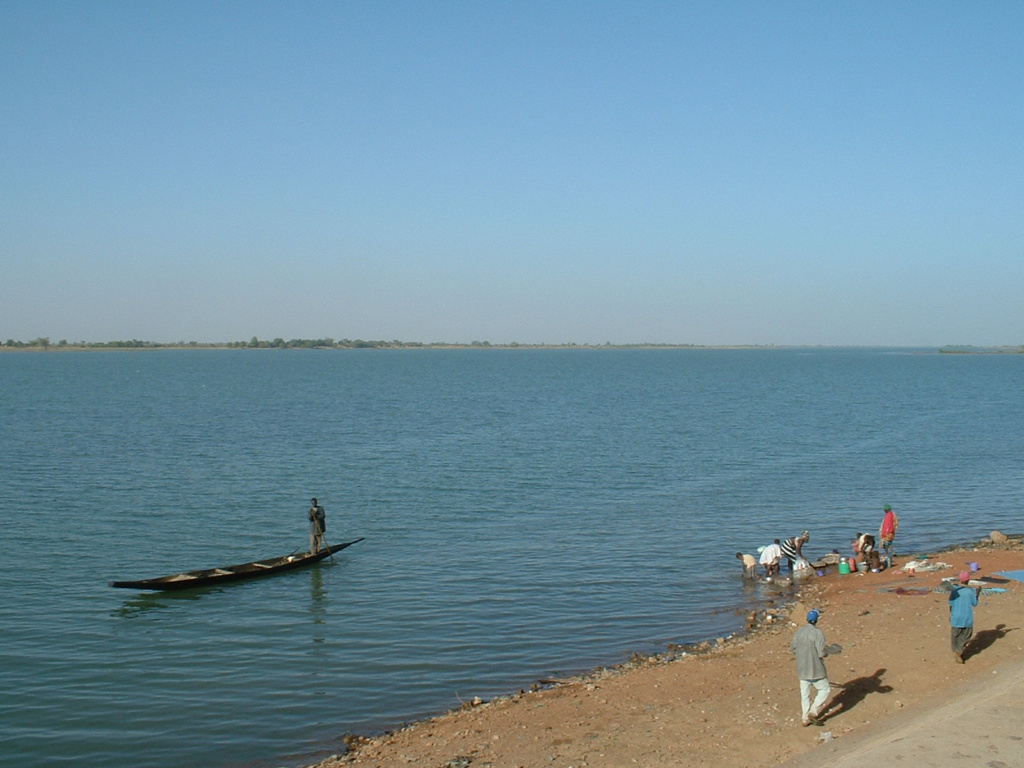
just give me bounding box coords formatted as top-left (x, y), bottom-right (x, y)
top-left (807, 610), bottom-right (820, 624)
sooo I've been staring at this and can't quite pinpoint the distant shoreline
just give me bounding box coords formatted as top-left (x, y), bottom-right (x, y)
top-left (3, 341), bottom-right (1022, 353)
top-left (0, 343), bottom-right (788, 352)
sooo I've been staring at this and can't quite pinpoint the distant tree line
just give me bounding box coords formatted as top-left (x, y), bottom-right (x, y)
top-left (232, 337), bottom-right (433, 349)
top-left (3, 337), bottom-right (536, 349)
top-left (14, 337), bottom-right (1013, 352)
top-left (4, 337), bottom-right (434, 349)
top-left (2, 337), bottom-right (717, 350)
top-left (6, 337), bottom-right (170, 349)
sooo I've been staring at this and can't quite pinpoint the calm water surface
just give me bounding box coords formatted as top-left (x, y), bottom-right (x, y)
top-left (0, 349), bottom-right (1021, 768)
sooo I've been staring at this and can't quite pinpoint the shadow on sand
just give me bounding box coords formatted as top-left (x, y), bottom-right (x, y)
top-left (820, 668), bottom-right (892, 722)
top-left (963, 623), bottom-right (1016, 662)
top-left (820, 626), bottom-right (1018, 722)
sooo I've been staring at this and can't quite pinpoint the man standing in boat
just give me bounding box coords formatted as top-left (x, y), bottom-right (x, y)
top-left (309, 497), bottom-right (326, 553)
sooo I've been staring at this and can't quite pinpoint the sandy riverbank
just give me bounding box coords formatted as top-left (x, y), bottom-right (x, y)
top-left (304, 535), bottom-right (1024, 768)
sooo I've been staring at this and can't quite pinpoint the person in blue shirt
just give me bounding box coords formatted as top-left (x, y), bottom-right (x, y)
top-left (949, 571), bottom-right (980, 663)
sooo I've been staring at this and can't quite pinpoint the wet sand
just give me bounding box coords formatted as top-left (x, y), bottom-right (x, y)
top-left (304, 535), bottom-right (1024, 768)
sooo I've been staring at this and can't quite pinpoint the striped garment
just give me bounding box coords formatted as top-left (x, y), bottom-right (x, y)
top-left (780, 537), bottom-right (801, 561)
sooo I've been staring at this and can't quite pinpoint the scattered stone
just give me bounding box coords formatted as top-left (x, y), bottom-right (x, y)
top-left (342, 734), bottom-right (369, 751)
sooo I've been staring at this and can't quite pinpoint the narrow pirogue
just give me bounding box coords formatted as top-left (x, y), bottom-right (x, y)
top-left (109, 538), bottom-right (364, 591)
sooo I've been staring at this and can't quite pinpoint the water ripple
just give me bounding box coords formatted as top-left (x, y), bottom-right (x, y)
top-left (0, 349), bottom-right (1021, 768)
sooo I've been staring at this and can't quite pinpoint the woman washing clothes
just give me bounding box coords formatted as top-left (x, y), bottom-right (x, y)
top-left (853, 532), bottom-right (881, 572)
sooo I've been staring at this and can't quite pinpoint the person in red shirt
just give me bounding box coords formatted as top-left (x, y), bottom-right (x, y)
top-left (879, 504), bottom-right (899, 568)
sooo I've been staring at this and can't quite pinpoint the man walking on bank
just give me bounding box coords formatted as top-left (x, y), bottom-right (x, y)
top-left (308, 497), bottom-right (326, 554)
top-left (949, 571), bottom-right (980, 663)
top-left (791, 609), bottom-right (834, 726)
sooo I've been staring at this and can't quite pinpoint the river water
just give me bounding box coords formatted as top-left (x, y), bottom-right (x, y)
top-left (1, 348), bottom-right (1020, 768)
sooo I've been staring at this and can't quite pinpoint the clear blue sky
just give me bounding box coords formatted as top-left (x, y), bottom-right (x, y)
top-left (3, 1), bottom-right (1022, 346)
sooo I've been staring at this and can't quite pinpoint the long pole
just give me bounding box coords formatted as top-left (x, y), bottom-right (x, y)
top-left (315, 520), bottom-right (334, 561)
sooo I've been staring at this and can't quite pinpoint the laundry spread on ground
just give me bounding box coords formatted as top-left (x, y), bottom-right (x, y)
top-left (902, 560), bottom-right (952, 572)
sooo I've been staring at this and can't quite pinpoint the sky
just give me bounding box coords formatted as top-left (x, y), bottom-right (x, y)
top-left (2, 1), bottom-right (1022, 346)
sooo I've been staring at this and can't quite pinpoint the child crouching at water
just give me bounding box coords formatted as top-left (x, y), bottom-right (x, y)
top-left (737, 552), bottom-right (758, 580)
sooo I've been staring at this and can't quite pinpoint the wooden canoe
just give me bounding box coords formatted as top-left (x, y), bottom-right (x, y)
top-left (109, 538), bottom-right (364, 591)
